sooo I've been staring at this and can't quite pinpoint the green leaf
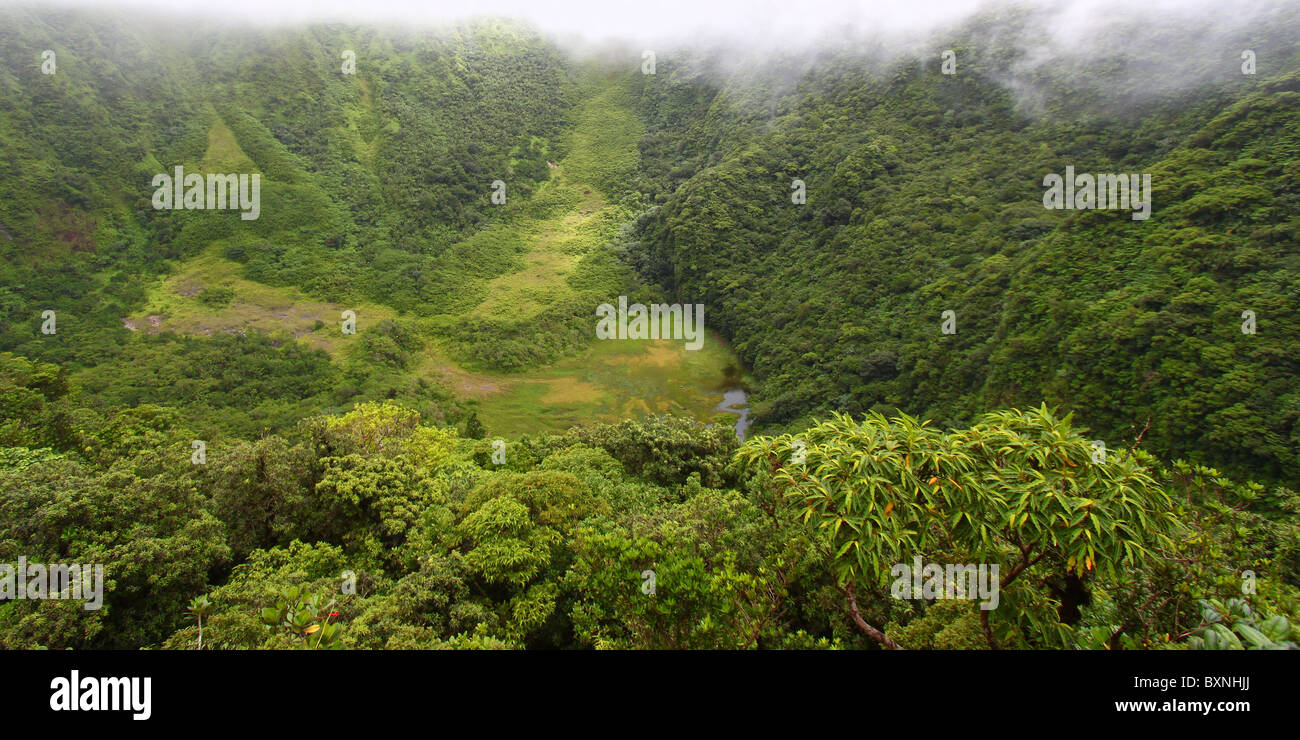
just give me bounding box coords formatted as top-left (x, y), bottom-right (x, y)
top-left (1210, 623), bottom-right (1243, 650)
top-left (1259, 616), bottom-right (1291, 642)
top-left (1235, 624), bottom-right (1274, 649)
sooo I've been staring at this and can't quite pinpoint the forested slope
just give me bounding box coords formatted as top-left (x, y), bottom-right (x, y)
top-left (623, 5), bottom-right (1300, 487)
top-left (0, 5), bottom-right (1297, 651)
top-left (0, 8), bottom-right (573, 433)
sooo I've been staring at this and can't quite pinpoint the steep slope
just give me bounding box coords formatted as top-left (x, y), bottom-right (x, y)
top-left (0, 10), bottom-right (576, 435)
top-left (624, 6), bottom-right (1300, 485)
top-left (418, 71), bottom-right (746, 436)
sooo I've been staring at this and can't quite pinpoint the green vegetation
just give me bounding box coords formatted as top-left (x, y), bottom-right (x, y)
top-left (1, 5), bottom-right (1298, 650)
top-left (626, 10), bottom-right (1300, 488)
top-left (2, 388), bottom-right (1294, 650)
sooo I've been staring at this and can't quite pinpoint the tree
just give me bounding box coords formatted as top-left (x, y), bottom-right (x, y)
top-left (463, 410), bottom-right (486, 440)
top-left (738, 406), bottom-right (1179, 649)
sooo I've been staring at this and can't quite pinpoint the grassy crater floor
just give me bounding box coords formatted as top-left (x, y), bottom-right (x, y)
top-left (121, 72), bottom-right (750, 438)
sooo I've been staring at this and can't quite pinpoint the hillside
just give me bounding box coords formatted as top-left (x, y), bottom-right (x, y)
top-left (625, 9), bottom-right (1300, 487)
top-left (0, 10), bottom-right (745, 439)
top-left (0, 3), bottom-right (1298, 655)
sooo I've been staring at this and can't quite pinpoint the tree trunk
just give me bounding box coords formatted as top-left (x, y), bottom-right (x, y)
top-left (842, 586), bottom-right (904, 650)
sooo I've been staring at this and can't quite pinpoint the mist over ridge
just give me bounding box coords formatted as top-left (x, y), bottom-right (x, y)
top-left (18, 0), bottom-right (1300, 113)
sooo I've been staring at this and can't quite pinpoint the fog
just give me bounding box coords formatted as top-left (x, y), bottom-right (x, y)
top-left (30, 0), bottom-right (1294, 50)
top-left (39, 0), bottom-right (986, 44)
top-left (19, 0), bottom-right (1300, 109)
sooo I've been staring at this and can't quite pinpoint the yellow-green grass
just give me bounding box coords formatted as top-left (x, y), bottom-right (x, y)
top-left (423, 333), bottom-right (747, 437)
top-left (419, 74), bottom-right (749, 436)
top-left (343, 76), bottom-right (382, 167)
top-left (464, 74), bottom-right (642, 321)
top-left (199, 112), bottom-right (258, 173)
top-left (122, 116), bottom-right (394, 354)
top-left (560, 78), bottom-right (642, 193)
top-left (131, 78), bottom-right (750, 438)
top-left (125, 246), bottom-right (396, 356)
top-left (469, 185), bottom-right (604, 320)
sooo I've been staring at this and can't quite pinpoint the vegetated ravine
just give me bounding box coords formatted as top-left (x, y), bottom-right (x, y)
top-left (1, 3), bottom-right (1299, 651)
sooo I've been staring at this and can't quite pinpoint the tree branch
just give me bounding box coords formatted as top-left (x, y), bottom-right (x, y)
top-left (980, 609), bottom-right (999, 650)
top-left (841, 584), bottom-right (904, 650)
top-left (981, 544), bottom-right (1047, 650)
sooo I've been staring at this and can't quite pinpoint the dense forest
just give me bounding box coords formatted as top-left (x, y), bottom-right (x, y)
top-left (1, 3), bottom-right (1298, 650)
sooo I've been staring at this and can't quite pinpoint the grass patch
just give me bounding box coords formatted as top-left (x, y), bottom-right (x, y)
top-left (468, 334), bottom-right (749, 437)
top-left (125, 246), bottom-right (397, 356)
top-left (412, 70), bottom-right (749, 437)
top-left (200, 113), bottom-right (258, 173)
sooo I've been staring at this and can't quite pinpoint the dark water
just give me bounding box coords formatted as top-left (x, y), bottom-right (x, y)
top-left (713, 388), bottom-right (751, 442)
